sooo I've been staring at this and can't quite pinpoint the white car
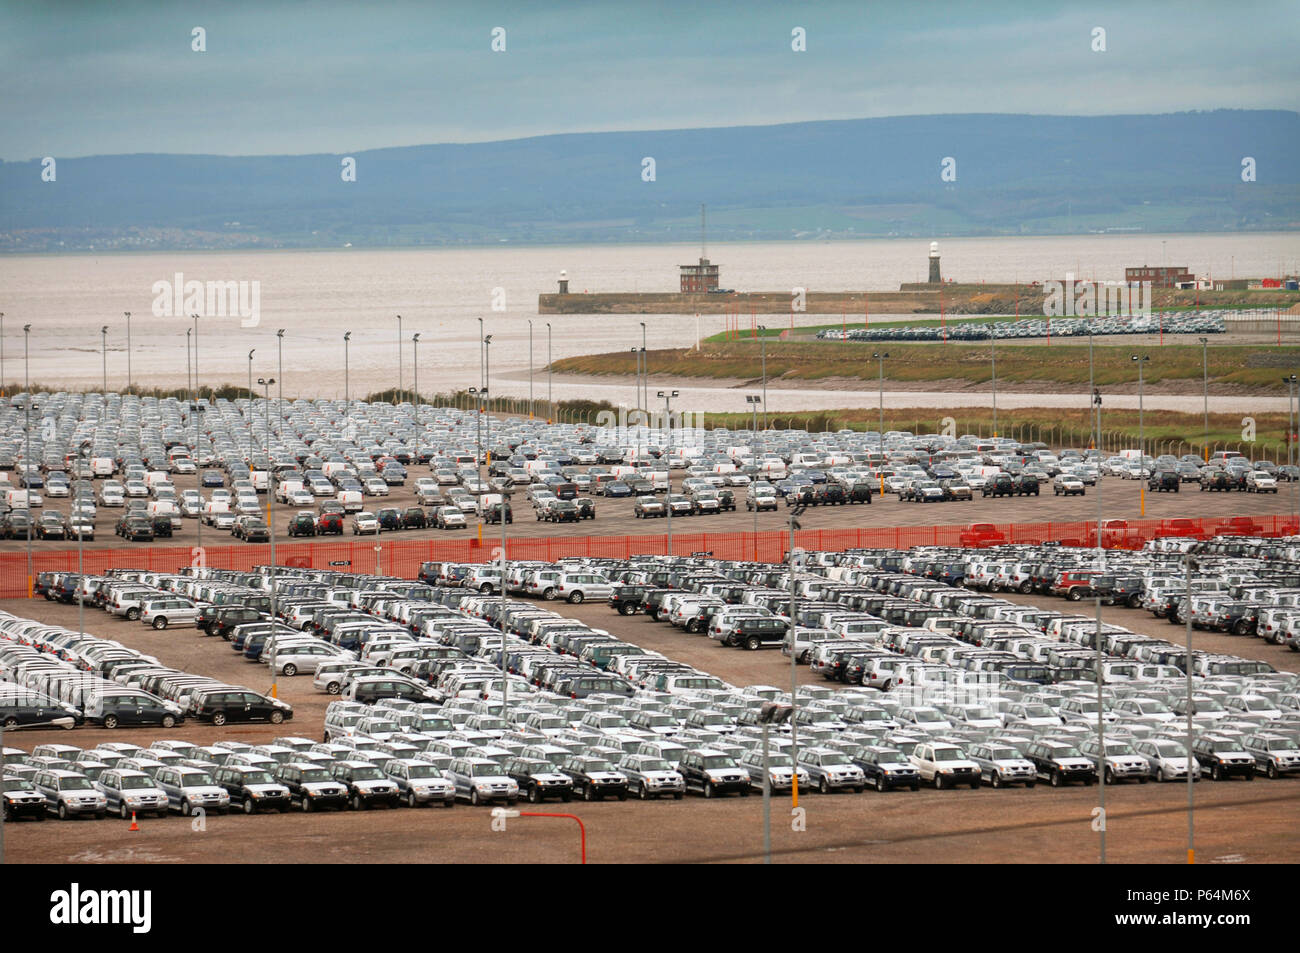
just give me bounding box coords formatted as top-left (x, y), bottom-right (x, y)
top-left (351, 511), bottom-right (380, 535)
top-left (910, 743), bottom-right (982, 789)
top-left (287, 488), bottom-right (315, 506)
top-left (268, 642), bottom-right (351, 676)
top-left (140, 598), bottom-right (202, 630)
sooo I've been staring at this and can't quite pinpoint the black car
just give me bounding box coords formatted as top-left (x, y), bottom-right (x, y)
top-left (287, 513), bottom-right (317, 537)
top-left (1014, 474), bottom-right (1040, 496)
top-left (120, 516), bottom-right (154, 541)
top-left (274, 762), bottom-right (349, 812)
top-left (329, 761), bottom-right (401, 810)
top-left (848, 745), bottom-right (921, 792)
top-left (814, 484), bottom-right (847, 505)
top-left (484, 501), bottom-right (513, 524)
top-left (1148, 470), bottom-right (1180, 493)
top-left (1, 775), bottom-right (48, 821)
top-left (1199, 470), bottom-right (1236, 491)
top-left (544, 501), bottom-right (580, 523)
top-left (559, 756), bottom-right (628, 801)
top-left (201, 605), bottom-right (267, 639)
top-left (982, 474), bottom-right (1016, 497)
top-left (37, 513), bottom-right (67, 540)
top-left (1193, 737), bottom-right (1258, 782)
top-left (376, 508), bottom-right (403, 532)
top-left (235, 519), bottom-right (271, 542)
top-left (609, 585), bottom-right (648, 616)
top-left (150, 515), bottom-right (173, 538)
top-left (679, 750), bottom-right (751, 798)
top-left (190, 689), bottom-right (293, 726)
top-left (847, 482), bottom-right (874, 504)
top-left (506, 757), bottom-right (574, 803)
top-left (213, 765), bottom-right (292, 815)
top-left (401, 506), bottom-right (428, 529)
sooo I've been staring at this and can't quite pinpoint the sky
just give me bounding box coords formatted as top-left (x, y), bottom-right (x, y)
top-left (2, 0), bottom-right (1297, 161)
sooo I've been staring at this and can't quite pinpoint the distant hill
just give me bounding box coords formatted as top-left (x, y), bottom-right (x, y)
top-left (1, 110), bottom-right (1296, 251)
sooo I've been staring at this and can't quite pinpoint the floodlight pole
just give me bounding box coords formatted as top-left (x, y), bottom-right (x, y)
top-left (659, 390), bottom-right (678, 554)
top-left (1094, 384), bottom-right (1106, 865)
top-left (1185, 554), bottom-right (1195, 864)
top-left (787, 506), bottom-right (805, 807)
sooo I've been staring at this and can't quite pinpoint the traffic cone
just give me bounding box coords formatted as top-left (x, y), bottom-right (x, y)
top-left (129, 812), bottom-right (139, 831)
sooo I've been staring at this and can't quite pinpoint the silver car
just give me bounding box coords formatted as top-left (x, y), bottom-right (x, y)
top-left (95, 768), bottom-right (169, 818)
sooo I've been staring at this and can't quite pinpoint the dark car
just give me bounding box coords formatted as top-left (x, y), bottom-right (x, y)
top-left (202, 605), bottom-right (267, 639)
top-left (717, 488), bottom-right (736, 511)
top-left (982, 474), bottom-right (1016, 497)
top-left (847, 482), bottom-right (874, 504)
top-left (544, 501), bottom-right (580, 523)
top-left (603, 481), bottom-right (633, 498)
top-left (401, 506), bottom-right (428, 529)
top-left (235, 519), bottom-right (271, 542)
top-left (1199, 470), bottom-right (1235, 492)
top-left (213, 764), bottom-right (292, 815)
top-left (848, 745), bottom-right (921, 792)
top-left (88, 693), bottom-right (180, 729)
top-left (150, 515), bottom-right (173, 538)
top-left (287, 513), bottom-right (317, 537)
top-left (484, 501), bottom-right (513, 524)
top-left (190, 689), bottom-right (293, 727)
top-left (609, 585), bottom-right (648, 616)
top-left (121, 516), bottom-right (154, 542)
top-left (559, 755), bottom-right (628, 801)
top-left (0, 775), bottom-right (48, 821)
top-left (274, 762), bottom-right (349, 812)
top-left (679, 750), bottom-right (751, 798)
top-left (506, 756), bottom-right (574, 803)
top-left (1014, 474), bottom-right (1040, 496)
top-left (1148, 470), bottom-right (1180, 493)
top-left (574, 497), bottom-right (596, 520)
top-left (37, 513), bottom-right (68, 540)
top-left (814, 484), bottom-right (847, 506)
top-left (376, 507), bottom-right (403, 532)
top-left (201, 470), bottom-right (225, 487)
top-left (329, 760), bottom-right (401, 810)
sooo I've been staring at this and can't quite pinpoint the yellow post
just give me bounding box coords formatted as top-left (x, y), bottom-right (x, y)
top-left (1140, 485), bottom-right (1145, 517)
top-left (1188, 848), bottom-right (1195, 864)
top-left (270, 682), bottom-right (278, 699)
top-left (791, 775), bottom-right (799, 808)
top-left (27, 575), bottom-right (34, 599)
top-left (477, 523), bottom-right (483, 544)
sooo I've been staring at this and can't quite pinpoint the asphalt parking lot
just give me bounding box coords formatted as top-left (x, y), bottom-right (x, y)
top-left (5, 576), bottom-right (1298, 865)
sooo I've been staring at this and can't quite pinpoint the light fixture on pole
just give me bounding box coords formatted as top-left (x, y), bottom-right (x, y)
top-left (1199, 337), bottom-right (1210, 457)
top-left (1132, 355), bottom-right (1149, 516)
top-left (470, 386), bottom-right (487, 544)
top-left (396, 315), bottom-right (403, 405)
top-left (527, 319), bottom-right (534, 419)
top-left (247, 348), bottom-right (256, 453)
top-left (546, 322), bottom-right (552, 418)
top-left (23, 324), bottom-right (32, 597)
top-left (758, 326), bottom-right (768, 429)
top-left (658, 390), bottom-right (678, 554)
top-left (991, 326), bottom-right (998, 438)
top-left (276, 329), bottom-right (285, 423)
top-left (100, 326), bottom-right (108, 394)
top-left (640, 322), bottom-right (648, 411)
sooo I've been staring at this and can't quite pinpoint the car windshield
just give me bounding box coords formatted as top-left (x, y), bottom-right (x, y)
top-left (406, 765), bottom-right (442, 779)
top-left (701, 756), bottom-right (736, 770)
top-left (298, 769), bottom-right (331, 783)
top-left (1106, 743), bottom-right (1137, 756)
top-left (472, 764), bottom-right (505, 778)
top-left (1153, 743), bottom-right (1185, 757)
top-left (1050, 746), bottom-right (1084, 758)
top-left (987, 747), bottom-right (1022, 760)
top-left (1023, 705), bottom-right (1054, 718)
top-left (118, 775), bottom-right (152, 790)
top-left (1267, 738), bottom-right (1298, 751)
top-left (350, 766), bottom-right (383, 781)
top-left (181, 772), bottom-right (215, 787)
top-left (912, 709), bottom-right (944, 722)
top-left (6, 778), bottom-right (35, 791)
top-left (931, 748), bottom-right (965, 762)
top-left (638, 759), bottom-right (672, 772)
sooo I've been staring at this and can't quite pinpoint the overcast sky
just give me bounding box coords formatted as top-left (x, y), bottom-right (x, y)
top-left (2, 0), bottom-right (1297, 161)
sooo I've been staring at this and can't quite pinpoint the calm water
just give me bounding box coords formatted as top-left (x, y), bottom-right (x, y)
top-left (1, 234), bottom-right (1296, 411)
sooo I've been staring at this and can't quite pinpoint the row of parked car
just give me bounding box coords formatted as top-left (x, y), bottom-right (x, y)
top-left (816, 312), bottom-right (1229, 343)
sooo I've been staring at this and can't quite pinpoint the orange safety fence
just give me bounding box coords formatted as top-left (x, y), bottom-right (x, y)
top-left (4, 514), bottom-right (1297, 599)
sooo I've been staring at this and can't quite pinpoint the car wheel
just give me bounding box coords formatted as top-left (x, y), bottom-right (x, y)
top-left (620, 603), bottom-right (637, 616)
top-left (527, 785), bottom-right (541, 804)
top-left (1019, 581), bottom-right (1033, 594)
top-left (746, 636), bottom-right (762, 650)
top-left (616, 791), bottom-right (627, 801)
top-left (353, 794), bottom-right (365, 810)
top-left (1268, 763), bottom-right (1279, 779)
top-left (326, 682), bottom-right (341, 695)
top-left (1104, 767), bottom-right (1115, 785)
top-left (1025, 781), bottom-right (1035, 789)
top-left (103, 714), bottom-right (119, 729)
top-left (152, 617), bottom-right (168, 629)
top-left (874, 775), bottom-right (887, 792)
top-left (407, 791), bottom-right (418, 808)
top-left (818, 776), bottom-right (831, 795)
top-left (282, 663), bottom-right (298, 677)
top-left (243, 797), bottom-right (255, 815)
top-left (126, 608), bottom-right (141, 621)
top-left (181, 800), bottom-right (192, 816)
top-left (991, 772), bottom-right (1002, 789)
top-left (302, 797), bottom-right (313, 813)
top-left (1050, 771), bottom-right (1062, 787)
top-left (543, 588), bottom-right (556, 601)
top-left (1, 716), bottom-right (17, 729)
top-left (161, 714), bottom-right (176, 729)
top-left (119, 803), bottom-right (130, 819)
top-left (584, 785), bottom-right (596, 801)
top-left (1067, 588), bottom-right (1083, 602)
top-left (934, 774), bottom-right (945, 790)
top-left (561, 792), bottom-right (573, 802)
top-left (211, 712), bottom-right (227, 726)
top-left (269, 710), bottom-right (285, 724)
top-left (1211, 764), bottom-right (1222, 782)
top-left (703, 782), bottom-right (713, 799)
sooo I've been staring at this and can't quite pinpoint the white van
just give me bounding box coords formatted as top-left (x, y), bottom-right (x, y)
top-left (337, 490), bottom-right (363, 513)
top-left (276, 479), bottom-right (305, 503)
top-left (91, 456), bottom-right (116, 477)
top-left (4, 488), bottom-right (29, 509)
top-left (201, 500), bottom-right (231, 525)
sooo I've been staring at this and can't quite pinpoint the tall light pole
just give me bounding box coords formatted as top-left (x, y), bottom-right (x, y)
top-left (1, 312), bottom-right (5, 397)
top-left (343, 332), bottom-right (351, 421)
top-left (1183, 553), bottom-right (1196, 865)
top-left (470, 386), bottom-right (487, 545)
top-left (1286, 375), bottom-right (1298, 528)
top-left (259, 377), bottom-right (279, 698)
top-left (1199, 337), bottom-right (1209, 458)
top-left (630, 347), bottom-right (640, 411)
top-left (787, 504), bottom-right (806, 806)
top-left (247, 348), bottom-right (256, 454)
top-left (758, 325), bottom-right (768, 430)
top-left (527, 319), bottom-right (534, 420)
top-left (1132, 354), bottom-right (1149, 516)
top-left (990, 327), bottom-right (998, 438)
top-left (124, 312), bottom-right (131, 393)
top-left (186, 327), bottom-right (192, 395)
top-left (396, 315), bottom-right (403, 405)
top-left (546, 322), bottom-right (552, 418)
top-left (23, 324), bottom-right (31, 597)
top-left (483, 334), bottom-right (493, 469)
top-left (276, 329), bottom-right (285, 422)
top-left (747, 395), bottom-right (762, 556)
top-left (100, 325), bottom-right (108, 394)
top-left (873, 352), bottom-right (889, 438)
top-left (639, 322), bottom-right (648, 411)
top-left (1093, 384), bottom-right (1105, 864)
top-left (191, 314), bottom-right (198, 401)
top-left (659, 390), bottom-right (678, 554)
top-left (412, 333), bottom-right (421, 408)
